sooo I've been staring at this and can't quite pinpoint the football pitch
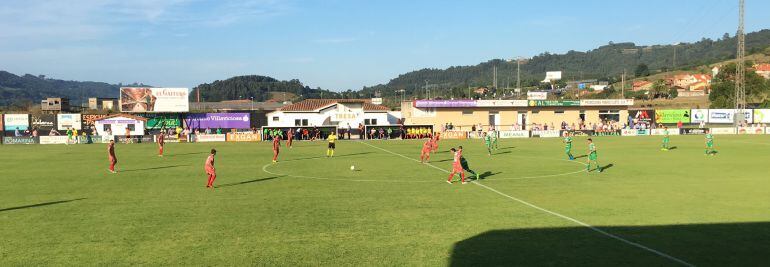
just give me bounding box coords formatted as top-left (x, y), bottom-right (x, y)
top-left (1, 135), bottom-right (770, 266)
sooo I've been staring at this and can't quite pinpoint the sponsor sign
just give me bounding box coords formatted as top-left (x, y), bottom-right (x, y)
top-left (57, 114), bottom-right (82, 130)
top-left (630, 110), bottom-right (655, 126)
top-left (4, 114), bottom-right (29, 131)
top-left (544, 71), bottom-right (562, 81)
top-left (528, 100), bottom-right (580, 107)
top-left (142, 114), bottom-right (181, 130)
top-left (120, 87), bottom-right (189, 112)
top-left (194, 134), bottom-right (226, 142)
top-left (475, 100), bottom-right (528, 107)
top-left (591, 130), bottom-right (621, 136)
top-left (710, 127), bottom-right (736, 135)
top-left (441, 131), bottom-right (467, 140)
top-left (185, 113), bottom-right (251, 129)
top-left (651, 129), bottom-right (681, 136)
top-left (655, 110), bottom-right (691, 124)
top-left (3, 136), bottom-right (36, 144)
top-left (690, 109), bottom-right (708, 123)
top-left (31, 114), bottom-right (56, 131)
top-left (226, 133), bottom-right (262, 142)
top-left (564, 130), bottom-right (592, 137)
top-left (680, 128), bottom-right (708, 135)
top-left (637, 129), bottom-right (651, 135)
top-left (467, 131), bottom-right (484, 139)
top-left (621, 129), bottom-right (638, 136)
top-left (115, 135), bottom-right (155, 143)
top-left (498, 130), bottom-right (530, 138)
top-left (753, 109), bottom-right (770, 123)
top-left (737, 127), bottom-right (765, 135)
top-left (527, 92), bottom-right (547, 100)
top-left (39, 136), bottom-right (69, 144)
top-left (708, 109), bottom-right (753, 124)
top-left (82, 114), bottom-right (107, 128)
top-left (414, 100), bottom-right (475, 108)
top-left (580, 99), bottom-right (634, 106)
top-left (531, 130), bottom-right (560, 138)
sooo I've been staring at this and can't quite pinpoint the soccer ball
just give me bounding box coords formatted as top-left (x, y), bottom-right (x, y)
top-left (350, 165), bottom-right (355, 171)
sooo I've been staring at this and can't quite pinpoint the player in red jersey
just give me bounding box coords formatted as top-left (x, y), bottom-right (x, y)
top-left (272, 134), bottom-right (282, 163)
top-left (205, 149), bottom-right (217, 188)
top-left (446, 147), bottom-right (467, 184)
top-left (157, 131), bottom-right (165, 157)
top-left (420, 139), bottom-right (432, 163)
top-left (286, 128), bottom-right (294, 148)
top-left (107, 139), bottom-right (117, 173)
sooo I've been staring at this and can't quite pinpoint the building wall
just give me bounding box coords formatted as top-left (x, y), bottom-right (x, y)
top-left (267, 109), bottom-right (399, 128)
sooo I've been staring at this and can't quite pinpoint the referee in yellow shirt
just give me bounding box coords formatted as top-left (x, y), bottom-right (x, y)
top-left (326, 131), bottom-right (338, 157)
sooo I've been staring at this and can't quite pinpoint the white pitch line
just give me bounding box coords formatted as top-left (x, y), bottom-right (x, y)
top-left (357, 141), bottom-right (694, 267)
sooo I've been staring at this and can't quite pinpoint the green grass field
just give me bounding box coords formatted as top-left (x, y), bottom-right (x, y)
top-left (1, 135), bottom-right (770, 266)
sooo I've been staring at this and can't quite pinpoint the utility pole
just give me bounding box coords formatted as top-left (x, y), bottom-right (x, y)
top-left (424, 80), bottom-right (430, 99)
top-left (672, 45), bottom-right (677, 70)
top-left (516, 58), bottom-right (522, 98)
top-left (735, 0), bottom-right (747, 126)
top-left (493, 65), bottom-right (497, 90)
top-left (621, 69), bottom-right (626, 99)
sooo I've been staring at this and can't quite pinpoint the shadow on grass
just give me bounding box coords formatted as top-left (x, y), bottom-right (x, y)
top-left (0, 198), bottom-right (86, 213)
top-left (283, 152), bottom-right (374, 162)
top-left (477, 171), bottom-right (501, 180)
top-left (668, 146), bottom-right (678, 150)
top-left (121, 165), bottom-right (189, 172)
top-left (574, 154), bottom-right (587, 159)
top-left (493, 151), bottom-right (512, 155)
top-left (601, 163), bottom-right (615, 171)
top-left (498, 146), bottom-right (516, 150)
top-left (216, 176), bottom-right (280, 188)
top-left (449, 222), bottom-right (770, 266)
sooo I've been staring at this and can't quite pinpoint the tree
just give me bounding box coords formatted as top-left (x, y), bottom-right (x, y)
top-left (709, 62), bottom-right (770, 108)
top-left (634, 63), bottom-right (650, 77)
top-left (650, 79), bottom-right (668, 99)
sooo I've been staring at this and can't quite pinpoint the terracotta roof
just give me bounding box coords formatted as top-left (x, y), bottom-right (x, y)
top-left (96, 113), bottom-right (148, 122)
top-left (279, 99), bottom-right (389, 112)
top-left (754, 63), bottom-right (770, 72)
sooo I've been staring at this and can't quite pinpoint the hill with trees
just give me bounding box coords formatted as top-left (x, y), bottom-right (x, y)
top-left (0, 71), bottom-right (129, 110)
top-left (191, 75), bottom-right (340, 102)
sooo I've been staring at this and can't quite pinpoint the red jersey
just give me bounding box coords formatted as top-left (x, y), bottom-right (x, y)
top-left (273, 136), bottom-right (282, 150)
top-left (205, 154), bottom-right (215, 174)
top-left (108, 143), bottom-right (116, 158)
top-left (422, 141), bottom-right (432, 152)
top-left (158, 134), bottom-right (165, 145)
top-left (287, 130), bottom-right (294, 140)
top-left (453, 150), bottom-right (462, 164)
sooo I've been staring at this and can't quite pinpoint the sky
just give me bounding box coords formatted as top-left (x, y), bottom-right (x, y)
top-left (1, 0), bottom-right (769, 91)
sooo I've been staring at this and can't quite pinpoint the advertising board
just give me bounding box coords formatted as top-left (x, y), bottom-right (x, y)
top-left (57, 114), bottom-right (82, 130)
top-left (120, 87), bottom-right (189, 112)
top-left (185, 113), bottom-right (251, 129)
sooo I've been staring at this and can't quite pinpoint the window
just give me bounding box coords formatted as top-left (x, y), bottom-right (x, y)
top-left (294, 119), bottom-right (308, 126)
top-left (532, 110), bottom-right (540, 114)
top-left (599, 110), bottom-right (620, 122)
top-left (462, 110), bottom-right (473, 116)
top-left (555, 110), bottom-right (565, 114)
top-left (272, 116), bottom-right (279, 121)
top-left (127, 124), bottom-right (135, 131)
top-left (364, 119), bottom-right (378, 125)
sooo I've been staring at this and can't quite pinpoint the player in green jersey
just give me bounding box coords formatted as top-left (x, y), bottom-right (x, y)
top-left (490, 128), bottom-right (499, 150)
top-left (586, 138), bottom-right (602, 172)
top-left (563, 132), bottom-right (574, 160)
top-left (483, 132), bottom-right (493, 155)
top-left (661, 126), bottom-right (670, 151)
top-left (458, 146), bottom-right (480, 180)
top-left (705, 129), bottom-right (715, 155)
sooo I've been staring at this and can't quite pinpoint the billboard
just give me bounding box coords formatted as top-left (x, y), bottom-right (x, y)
top-left (630, 110), bottom-right (655, 126)
top-left (655, 110), bottom-right (690, 124)
top-left (4, 114), bottom-right (29, 131)
top-left (31, 114), bottom-right (56, 132)
top-left (414, 100), bottom-right (476, 108)
top-left (690, 109), bottom-right (708, 123)
top-left (527, 92), bottom-right (547, 100)
top-left (528, 100), bottom-right (580, 107)
top-left (82, 114), bottom-right (108, 129)
top-left (753, 109), bottom-right (770, 123)
top-left (185, 113), bottom-right (251, 129)
top-left (708, 109), bottom-right (753, 124)
top-left (544, 71), bottom-right (562, 81)
top-left (475, 100), bottom-right (528, 107)
top-left (142, 114), bottom-right (181, 130)
top-left (120, 87), bottom-right (189, 113)
top-left (498, 130), bottom-right (530, 138)
top-left (580, 99), bottom-right (634, 106)
top-left (57, 114), bottom-right (82, 130)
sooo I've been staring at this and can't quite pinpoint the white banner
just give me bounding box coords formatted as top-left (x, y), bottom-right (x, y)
top-left (650, 129), bottom-right (680, 136)
top-left (498, 130), bottom-right (530, 138)
top-left (4, 114), bottom-right (29, 131)
top-left (621, 129), bottom-right (639, 136)
top-left (708, 109), bottom-right (753, 124)
top-left (194, 134), bottom-right (226, 142)
top-left (710, 127), bottom-right (736, 135)
top-left (526, 92), bottom-right (547, 100)
top-left (57, 113), bottom-right (82, 130)
top-left (580, 99), bottom-right (635, 106)
top-left (531, 130), bottom-right (560, 138)
top-left (120, 87), bottom-right (189, 113)
top-left (39, 136), bottom-right (70, 144)
top-left (475, 100), bottom-right (528, 107)
top-left (753, 109), bottom-right (770, 123)
top-left (691, 109), bottom-right (708, 123)
top-left (737, 127), bottom-right (765, 135)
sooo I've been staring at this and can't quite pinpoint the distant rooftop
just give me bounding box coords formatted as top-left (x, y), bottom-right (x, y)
top-left (190, 100), bottom-right (286, 111)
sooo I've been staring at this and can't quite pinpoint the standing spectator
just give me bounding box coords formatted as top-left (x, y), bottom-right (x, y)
top-left (358, 123), bottom-right (365, 139)
top-left (386, 128), bottom-right (393, 139)
top-left (677, 120), bottom-right (683, 129)
top-left (347, 123), bottom-right (352, 140)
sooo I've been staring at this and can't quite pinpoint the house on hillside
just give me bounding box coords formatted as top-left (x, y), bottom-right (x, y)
top-left (753, 63), bottom-right (770, 79)
top-left (632, 81), bottom-right (653, 91)
top-left (668, 73), bottom-right (711, 97)
top-left (473, 87), bottom-right (489, 95)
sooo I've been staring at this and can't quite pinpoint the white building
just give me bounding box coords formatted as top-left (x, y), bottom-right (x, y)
top-left (266, 99), bottom-right (401, 128)
top-left (94, 114), bottom-right (147, 136)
